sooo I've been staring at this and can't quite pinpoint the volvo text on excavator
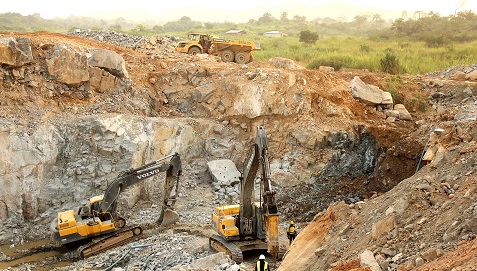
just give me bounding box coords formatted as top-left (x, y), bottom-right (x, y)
top-left (209, 126), bottom-right (280, 263)
top-left (51, 153), bottom-right (182, 258)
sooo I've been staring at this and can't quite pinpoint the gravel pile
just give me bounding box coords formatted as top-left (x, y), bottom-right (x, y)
top-left (423, 64), bottom-right (477, 79)
top-left (60, 232), bottom-right (209, 271)
top-left (68, 29), bottom-right (181, 52)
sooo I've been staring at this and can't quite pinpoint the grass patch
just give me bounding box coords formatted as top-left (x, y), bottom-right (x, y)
top-left (252, 36), bottom-right (477, 75)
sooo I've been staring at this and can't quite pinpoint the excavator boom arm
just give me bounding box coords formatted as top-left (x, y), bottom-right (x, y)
top-left (99, 153), bottom-right (182, 213)
top-left (239, 127), bottom-right (278, 235)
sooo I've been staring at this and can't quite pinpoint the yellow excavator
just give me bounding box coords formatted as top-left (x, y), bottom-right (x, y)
top-left (51, 153), bottom-right (182, 257)
top-left (209, 126), bottom-right (280, 263)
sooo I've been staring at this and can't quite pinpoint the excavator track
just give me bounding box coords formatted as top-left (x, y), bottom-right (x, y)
top-left (209, 235), bottom-right (244, 263)
top-left (78, 226), bottom-right (143, 258)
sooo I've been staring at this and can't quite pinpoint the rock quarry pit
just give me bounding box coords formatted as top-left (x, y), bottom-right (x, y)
top-left (0, 31), bottom-right (476, 271)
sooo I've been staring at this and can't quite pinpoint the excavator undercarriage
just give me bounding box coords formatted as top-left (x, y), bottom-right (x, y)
top-left (78, 226), bottom-right (143, 258)
top-left (209, 235), bottom-right (275, 263)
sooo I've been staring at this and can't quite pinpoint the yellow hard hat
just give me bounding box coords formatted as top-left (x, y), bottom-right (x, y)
top-left (290, 221), bottom-right (294, 224)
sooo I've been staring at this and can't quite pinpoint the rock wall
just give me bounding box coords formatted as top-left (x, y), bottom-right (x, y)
top-left (316, 125), bottom-right (378, 181)
top-left (0, 114), bottom-right (209, 241)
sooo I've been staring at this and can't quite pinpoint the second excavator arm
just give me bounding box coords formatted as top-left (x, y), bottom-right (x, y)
top-left (239, 126), bottom-right (279, 258)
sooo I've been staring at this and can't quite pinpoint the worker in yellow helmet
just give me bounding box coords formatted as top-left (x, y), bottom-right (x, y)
top-left (255, 254), bottom-right (268, 271)
top-left (287, 221), bottom-right (297, 245)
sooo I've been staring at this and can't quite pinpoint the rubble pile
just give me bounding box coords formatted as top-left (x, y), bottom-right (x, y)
top-left (207, 159), bottom-right (241, 205)
top-left (68, 232), bottom-right (211, 271)
top-left (69, 29), bottom-right (180, 54)
top-left (424, 64), bottom-right (477, 80)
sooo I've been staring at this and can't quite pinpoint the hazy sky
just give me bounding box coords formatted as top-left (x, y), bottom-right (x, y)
top-left (1, 0), bottom-right (476, 22)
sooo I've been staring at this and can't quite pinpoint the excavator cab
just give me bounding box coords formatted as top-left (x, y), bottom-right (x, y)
top-left (89, 195), bottom-right (103, 213)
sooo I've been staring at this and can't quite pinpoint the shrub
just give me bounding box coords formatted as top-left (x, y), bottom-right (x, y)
top-left (299, 30), bottom-right (319, 44)
top-left (359, 44), bottom-right (371, 53)
top-left (398, 42), bottom-right (411, 49)
top-left (422, 35), bottom-right (447, 48)
top-left (380, 53), bottom-right (399, 74)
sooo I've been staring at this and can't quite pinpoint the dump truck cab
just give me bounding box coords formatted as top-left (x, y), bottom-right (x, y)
top-left (175, 33), bottom-right (214, 55)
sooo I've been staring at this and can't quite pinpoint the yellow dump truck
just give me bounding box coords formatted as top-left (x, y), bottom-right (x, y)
top-left (175, 33), bottom-right (261, 64)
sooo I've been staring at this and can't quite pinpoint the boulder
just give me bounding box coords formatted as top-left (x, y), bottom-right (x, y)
top-left (268, 57), bottom-right (305, 70)
top-left (193, 85), bottom-right (215, 103)
top-left (465, 70), bottom-right (477, 81)
top-left (382, 91), bottom-right (393, 105)
top-left (430, 145), bottom-right (447, 168)
top-left (232, 84), bottom-right (265, 119)
top-left (454, 71), bottom-right (466, 80)
top-left (394, 104), bottom-right (412, 120)
top-left (384, 109), bottom-right (400, 118)
top-left (46, 45), bottom-right (89, 86)
top-left (371, 214), bottom-right (396, 240)
top-left (359, 250), bottom-right (382, 271)
top-left (89, 66), bottom-right (116, 92)
top-left (421, 247), bottom-right (438, 262)
top-left (207, 159), bottom-right (241, 186)
top-left (0, 37), bottom-right (33, 67)
top-left (88, 48), bottom-right (129, 78)
top-left (349, 76), bottom-right (393, 106)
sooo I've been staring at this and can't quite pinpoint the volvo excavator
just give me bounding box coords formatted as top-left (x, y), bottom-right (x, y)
top-left (51, 153), bottom-right (182, 258)
top-left (209, 126), bottom-right (280, 263)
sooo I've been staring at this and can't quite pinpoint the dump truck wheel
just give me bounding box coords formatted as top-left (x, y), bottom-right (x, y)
top-left (248, 53), bottom-right (254, 63)
top-left (188, 47), bottom-right (201, 55)
top-left (234, 52), bottom-right (249, 64)
top-left (221, 50), bottom-right (234, 62)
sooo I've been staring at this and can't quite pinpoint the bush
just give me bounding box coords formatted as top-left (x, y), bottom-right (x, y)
top-left (422, 35), bottom-right (447, 48)
top-left (299, 30), bottom-right (319, 44)
top-left (359, 44), bottom-right (371, 53)
top-left (380, 53), bottom-right (399, 74)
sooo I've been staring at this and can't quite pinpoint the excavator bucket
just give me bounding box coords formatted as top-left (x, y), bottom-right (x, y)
top-left (159, 209), bottom-right (179, 226)
top-left (264, 213), bottom-right (280, 259)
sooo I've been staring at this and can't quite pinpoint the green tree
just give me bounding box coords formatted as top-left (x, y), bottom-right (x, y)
top-left (280, 12), bottom-right (288, 22)
top-left (299, 30), bottom-right (319, 44)
top-left (258, 12), bottom-right (275, 24)
top-left (152, 25), bottom-right (163, 32)
top-left (293, 15), bottom-right (306, 22)
top-left (163, 16), bottom-right (198, 32)
top-left (204, 22), bottom-right (214, 30)
top-left (353, 15), bottom-right (368, 25)
top-left (132, 24), bottom-right (146, 35)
